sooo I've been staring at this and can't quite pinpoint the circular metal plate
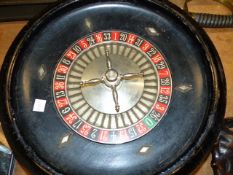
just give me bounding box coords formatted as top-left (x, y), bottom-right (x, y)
top-left (53, 31), bottom-right (172, 144)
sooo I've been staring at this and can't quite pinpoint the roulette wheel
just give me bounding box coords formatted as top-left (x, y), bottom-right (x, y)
top-left (0, 0), bottom-right (228, 174)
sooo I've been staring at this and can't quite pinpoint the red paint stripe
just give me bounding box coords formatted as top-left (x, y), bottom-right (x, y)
top-left (65, 50), bottom-right (77, 60)
top-left (151, 53), bottom-right (164, 64)
top-left (79, 124), bottom-right (92, 137)
top-left (64, 112), bottom-right (78, 125)
top-left (94, 32), bottom-right (104, 43)
top-left (77, 38), bottom-right (89, 50)
top-left (54, 81), bottom-right (65, 91)
top-left (111, 31), bottom-right (120, 41)
top-left (158, 68), bottom-right (170, 78)
top-left (98, 130), bottom-right (109, 142)
top-left (127, 33), bottom-right (137, 44)
top-left (160, 86), bottom-right (172, 96)
top-left (56, 98), bottom-right (69, 109)
top-left (57, 64), bottom-right (69, 74)
top-left (153, 102), bottom-right (168, 114)
top-left (140, 41), bottom-right (152, 52)
top-left (135, 122), bottom-right (148, 135)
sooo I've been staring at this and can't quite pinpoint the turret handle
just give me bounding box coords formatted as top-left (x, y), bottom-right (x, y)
top-left (211, 118), bottom-right (233, 175)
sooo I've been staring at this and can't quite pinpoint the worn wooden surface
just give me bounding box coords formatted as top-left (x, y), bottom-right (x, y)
top-left (0, 1), bottom-right (232, 175)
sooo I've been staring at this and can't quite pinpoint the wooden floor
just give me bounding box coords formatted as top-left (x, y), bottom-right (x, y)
top-left (0, 1), bottom-right (232, 175)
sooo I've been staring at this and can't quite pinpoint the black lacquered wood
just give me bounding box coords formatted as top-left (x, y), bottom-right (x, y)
top-left (0, 0), bottom-right (226, 174)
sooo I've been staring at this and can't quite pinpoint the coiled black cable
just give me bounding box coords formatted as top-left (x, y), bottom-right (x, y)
top-left (191, 13), bottom-right (233, 28)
